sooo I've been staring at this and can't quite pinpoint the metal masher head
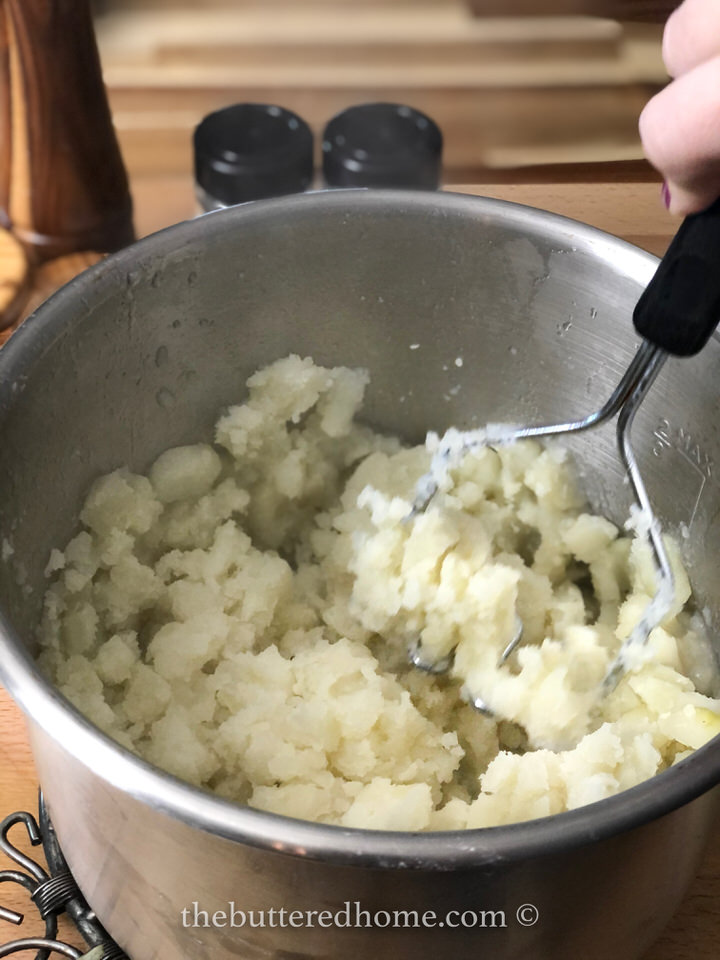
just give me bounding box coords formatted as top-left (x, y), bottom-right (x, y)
top-left (407, 194), bottom-right (720, 715)
top-left (408, 339), bottom-right (674, 710)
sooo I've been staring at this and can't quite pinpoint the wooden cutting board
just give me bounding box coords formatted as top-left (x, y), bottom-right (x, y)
top-left (1, 178), bottom-right (719, 959)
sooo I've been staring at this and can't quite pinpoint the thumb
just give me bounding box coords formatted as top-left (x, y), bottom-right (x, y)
top-left (639, 56), bottom-right (720, 216)
top-left (661, 178), bottom-right (720, 216)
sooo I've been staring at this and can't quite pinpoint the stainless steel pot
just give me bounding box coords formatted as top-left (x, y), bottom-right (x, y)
top-left (1, 190), bottom-right (720, 960)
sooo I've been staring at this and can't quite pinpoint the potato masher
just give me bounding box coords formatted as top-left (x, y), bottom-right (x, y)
top-left (409, 198), bottom-right (720, 712)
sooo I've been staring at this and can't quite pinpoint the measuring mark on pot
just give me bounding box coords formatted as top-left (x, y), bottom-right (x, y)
top-left (652, 419), bottom-right (714, 531)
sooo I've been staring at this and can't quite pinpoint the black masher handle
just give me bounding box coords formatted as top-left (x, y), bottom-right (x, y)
top-left (633, 196), bottom-right (720, 356)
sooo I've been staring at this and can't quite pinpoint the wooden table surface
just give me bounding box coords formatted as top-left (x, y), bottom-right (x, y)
top-left (1, 176), bottom-right (718, 959)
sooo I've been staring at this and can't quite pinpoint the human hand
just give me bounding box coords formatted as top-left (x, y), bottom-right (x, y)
top-left (640, 0), bottom-right (720, 215)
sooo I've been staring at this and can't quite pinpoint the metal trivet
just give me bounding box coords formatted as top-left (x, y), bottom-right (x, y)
top-left (0, 795), bottom-right (128, 959)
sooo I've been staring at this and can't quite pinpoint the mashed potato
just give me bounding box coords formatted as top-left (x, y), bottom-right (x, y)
top-left (37, 355), bottom-right (720, 830)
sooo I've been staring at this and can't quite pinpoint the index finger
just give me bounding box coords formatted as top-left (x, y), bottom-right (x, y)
top-left (663, 0), bottom-right (720, 77)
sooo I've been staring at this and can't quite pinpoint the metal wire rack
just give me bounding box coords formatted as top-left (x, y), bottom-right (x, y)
top-left (0, 796), bottom-right (127, 960)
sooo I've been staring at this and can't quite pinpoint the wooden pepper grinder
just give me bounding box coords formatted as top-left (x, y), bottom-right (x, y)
top-left (0, 0), bottom-right (135, 331)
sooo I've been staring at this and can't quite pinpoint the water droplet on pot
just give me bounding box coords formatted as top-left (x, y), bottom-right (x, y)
top-left (156, 388), bottom-right (176, 410)
top-left (179, 368), bottom-right (198, 387)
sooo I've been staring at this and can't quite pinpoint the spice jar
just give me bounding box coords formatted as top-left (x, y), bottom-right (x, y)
top-left (322, 103), bottom-right (443, 190)
top-left (194, 103), bottom-right (314, 212)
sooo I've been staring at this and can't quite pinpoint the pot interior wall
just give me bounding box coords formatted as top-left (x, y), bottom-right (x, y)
top-left (0, 191), bottom-right (718, 655)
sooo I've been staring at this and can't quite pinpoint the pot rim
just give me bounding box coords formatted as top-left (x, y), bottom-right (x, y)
top-left (2, 188), bottom-right (719, 870)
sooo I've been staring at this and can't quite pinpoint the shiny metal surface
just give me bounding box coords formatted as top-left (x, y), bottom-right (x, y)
top-left (1, 190), bottom-right (720, 960)
top-left (607, 345), bottom-right (674, 687)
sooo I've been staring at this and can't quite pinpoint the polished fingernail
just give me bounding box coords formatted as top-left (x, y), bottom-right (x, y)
top-left (661, 182), bottom-right (671, 210)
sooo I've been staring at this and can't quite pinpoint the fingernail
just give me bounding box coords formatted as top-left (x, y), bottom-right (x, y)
top-left (661, 181), bottom-right (671, 210)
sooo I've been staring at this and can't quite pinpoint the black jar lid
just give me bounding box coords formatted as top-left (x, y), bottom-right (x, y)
top-left (322, 103), bottom-right (443, 190)
top-left (194, 103), bottom-right (314, 205)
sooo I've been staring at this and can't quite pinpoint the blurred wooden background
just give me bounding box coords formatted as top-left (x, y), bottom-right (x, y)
top-left (92, 0), bottom-right (670, 185)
